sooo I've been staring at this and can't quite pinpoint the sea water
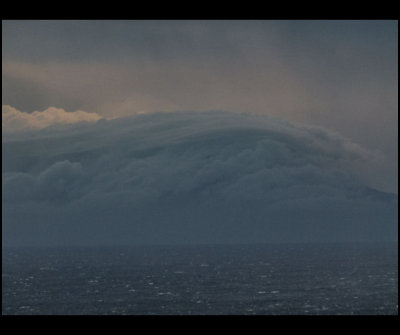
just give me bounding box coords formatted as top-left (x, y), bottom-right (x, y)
top-left (2, 243), bottom-right (398, 315)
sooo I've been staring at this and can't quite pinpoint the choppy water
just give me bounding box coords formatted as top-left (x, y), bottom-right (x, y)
top-left (2, 243), bottom-right (398, 315)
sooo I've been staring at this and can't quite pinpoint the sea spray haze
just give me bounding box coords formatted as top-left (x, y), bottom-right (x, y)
top-left (2, 110), bottom-right (397, 246)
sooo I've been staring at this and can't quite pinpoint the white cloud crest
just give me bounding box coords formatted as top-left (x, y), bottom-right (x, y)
top-left (2, 105), bottom-right (103, 132)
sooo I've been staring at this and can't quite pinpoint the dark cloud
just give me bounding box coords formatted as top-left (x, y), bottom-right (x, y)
top-left (3, 21), bottom-right (397, 194)
top-left (2, 111), bottom-right (397, 246)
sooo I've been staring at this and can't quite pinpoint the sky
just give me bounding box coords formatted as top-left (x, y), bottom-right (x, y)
top-left (2, 20), bottom-right (398, 246)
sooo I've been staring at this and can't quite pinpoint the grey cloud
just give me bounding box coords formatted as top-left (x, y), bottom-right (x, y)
top-left (3, 161), bottom-right (86, 203)
top-left (2, 21), bottom-right (397, 194)
top-left (2, 111), bottom-right (397, 246)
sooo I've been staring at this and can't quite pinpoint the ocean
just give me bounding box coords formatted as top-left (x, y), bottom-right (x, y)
top-left (2, 243), bottom-right (398, 315)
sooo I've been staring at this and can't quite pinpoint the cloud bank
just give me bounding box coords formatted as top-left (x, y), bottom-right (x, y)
top-left (2, 109), bottom-right (397, 246)
top-left (3, 21), bottom-right (397, 193)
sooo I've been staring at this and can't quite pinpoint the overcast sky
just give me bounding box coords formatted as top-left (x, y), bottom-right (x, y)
top-left (3, 20), bottom-right (397, 193)
top-left (2, 20), bottom-right (398, 246)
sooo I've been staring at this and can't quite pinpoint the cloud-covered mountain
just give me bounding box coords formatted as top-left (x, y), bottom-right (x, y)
top-left (2, 110), bottom-right (397, 246)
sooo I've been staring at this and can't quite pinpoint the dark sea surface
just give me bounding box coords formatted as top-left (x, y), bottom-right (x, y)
top-left (2, 243), bottom-right (398, 315)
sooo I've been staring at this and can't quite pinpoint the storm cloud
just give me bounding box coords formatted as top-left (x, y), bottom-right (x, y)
top-left (2, 109), bottom-right (397, 246)
top-left (2, 21), bottom-right (397, 194)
